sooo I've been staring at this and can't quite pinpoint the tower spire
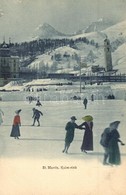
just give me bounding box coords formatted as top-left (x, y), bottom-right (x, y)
top-left (9, 37), bottom-right (11, 44)
top-left (104, 37), bottom-right (112, 72)
top-left (3, 36), bottom-right (5, 43)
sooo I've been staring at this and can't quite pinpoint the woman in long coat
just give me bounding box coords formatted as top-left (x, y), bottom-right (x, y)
top-left (108, 121), bottom-right (125, 165)
top-left (62, 116), bottom-right (79, 153)
top-left (79, 115), bottom-right (93, 153)
top-left (10, 109), bottom-right (21, 139)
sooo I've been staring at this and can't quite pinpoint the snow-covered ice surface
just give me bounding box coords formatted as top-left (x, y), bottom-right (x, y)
top-left (0, 100), bottom-right (126, 195)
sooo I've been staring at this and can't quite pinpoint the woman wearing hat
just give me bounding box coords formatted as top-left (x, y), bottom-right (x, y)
top-left (79, 115), bottom-right (93, 153)
top-left (107, 121), bottom-right (125, 165)
top-left (62, 116), bottom-right (80, 154)
top-left (10, 109), bottom-right (22, 139)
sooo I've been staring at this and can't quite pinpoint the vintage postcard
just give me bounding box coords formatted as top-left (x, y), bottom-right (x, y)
top-left (0, 0), bottom-right (126, 194)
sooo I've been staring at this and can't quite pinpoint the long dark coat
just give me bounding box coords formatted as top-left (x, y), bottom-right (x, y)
top-left (65, 121), bottom-right (78, 144)
top-left (79, 121), bottom-right (93, 151)
top-left (83, 98), bottom-right (88, 108)
top-left (108, 129), bottom-right (121, 165)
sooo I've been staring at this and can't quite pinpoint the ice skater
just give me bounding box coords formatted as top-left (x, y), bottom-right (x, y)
top-left (32, 108), bottom-right (43, 126)
top-left (10, 109), bottom-right (21, 139)
top-left (100, 121), bottom-right (125, 165)
top-left (62, 116), bottom-right (80, 154)
top-left (36, 99), bottom-right (42, 106)
top-left (79, 115), bottom-right (93, 153)
top-left (91, 94), bottom-right (94, 101)
top-left (0, 108), bottom-right (4, 125)
top-left (83, 98), bottom-right (88, 109)
top-left (108, 121), bottom-right (125, 165)
top-left (100, 127), bottom-right (111, 165)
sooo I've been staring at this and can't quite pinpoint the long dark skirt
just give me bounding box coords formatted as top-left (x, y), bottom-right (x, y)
top-left (108, 139), bottom-right (121, 165)
top-left (10, 125), bottom-right (21, 137)
top-left (81, 130), bottom-right (93, 151)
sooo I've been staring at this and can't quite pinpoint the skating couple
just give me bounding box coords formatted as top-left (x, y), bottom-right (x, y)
top-left (62, 115), bottom-right (93, 154)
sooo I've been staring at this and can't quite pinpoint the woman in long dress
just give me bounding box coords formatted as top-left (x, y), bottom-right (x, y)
top-left (108, 121), bottom-right (125, 165)
top-left (10, 109), bottom-right (22, 139)
top-left (79, 115), bottom-right (93, 153)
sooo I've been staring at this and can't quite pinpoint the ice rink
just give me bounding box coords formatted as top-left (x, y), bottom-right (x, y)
top-left (0, 100), bottom-right (126, 195)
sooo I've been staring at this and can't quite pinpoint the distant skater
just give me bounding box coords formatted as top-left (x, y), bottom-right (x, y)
top-left (79, 115), bottom-right (93, 153)
top-left (10, 109), bottom-right (21, 139)
top-left (91, 94), bottom-right (94, 101)
top-left (0, 108), bottom-right (4, 125)
top-left (62, 116), bottom-right (80, 154)
top-left (83, 98), bottom-right (88, 109)
top-left (32, 108), bottom-right (43, 126)
top-left (36, 99), bottom-right (42, 106)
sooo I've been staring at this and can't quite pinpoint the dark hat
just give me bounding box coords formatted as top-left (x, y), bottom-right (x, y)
top-left (71, 116), bottom-right (77, 120)
top-left (109, 121), bottom-right (120, 130)
top-left (15, 109), bottom-right (22, 114)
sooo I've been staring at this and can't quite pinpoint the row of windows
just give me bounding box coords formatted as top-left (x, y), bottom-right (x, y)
top-left (0, 57), bottom-right (19, 62)
top-left (0, 64), bottom-right (19, 71)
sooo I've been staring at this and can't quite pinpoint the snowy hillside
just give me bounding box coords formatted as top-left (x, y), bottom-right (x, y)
top-left (28, 54), bottom-right (53, 70)
top-left (72, 19), bottom-right (126, 45)
top-left (28, 46), bottom-right (80, 73)
top-left (85, 18), bottom-right (114, 33)
top-left (27, 19), bottom-right (126, 74)
top-left (103, 20), bottom-right (126, 42)
top-left (28, 41), bottom-right (104, 74)
top-left (113, 43), bottom-right (126, 73)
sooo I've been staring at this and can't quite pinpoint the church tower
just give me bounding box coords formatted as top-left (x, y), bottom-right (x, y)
top-left (104, 37), bottom-right (112, 72)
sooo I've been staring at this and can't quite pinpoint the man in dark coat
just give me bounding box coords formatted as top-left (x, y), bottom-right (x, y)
top-left (100, 127), bottom-right (111, 165)
top-left (83, 98), bottom-right (88, 109)
top-left (32, 108), bottom-right (43, 126)
top-left (62, 116), bottom-right (79, 154)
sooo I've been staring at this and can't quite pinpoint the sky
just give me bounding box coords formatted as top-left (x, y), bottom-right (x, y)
top-left (0, 0), bottom-right (126, 42)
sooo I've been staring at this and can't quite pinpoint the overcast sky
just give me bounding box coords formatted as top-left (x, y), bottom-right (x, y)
top-left (0, 0), bottom-right (126, 42)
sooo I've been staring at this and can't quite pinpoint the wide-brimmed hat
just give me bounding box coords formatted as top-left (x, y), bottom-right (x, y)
top-left (71, 116), bottom-right (77, 120)
top-left (82, 115), bottom-right (93, 122)
top-left (15, 109), bottom-right (22, 114)
top-left (109, 121), bottom-right (120, 130)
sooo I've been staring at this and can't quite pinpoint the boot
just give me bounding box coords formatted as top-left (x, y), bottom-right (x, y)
top-left (103, 154), bottom-right (109, 165)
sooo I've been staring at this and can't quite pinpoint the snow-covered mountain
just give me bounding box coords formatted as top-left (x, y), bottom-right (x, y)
top-left (85, 18), bottom-right (115, 33)
top-left (72, 19), bottom-right (126, 44)
top-left (31, 23), bottom-right (69, 40)
top-left (27, 19), bottom-right (126, 74)
top-left (75, 18), bottom-right (115, 35)
top-left (31, 19), bottom-right (114, 40)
